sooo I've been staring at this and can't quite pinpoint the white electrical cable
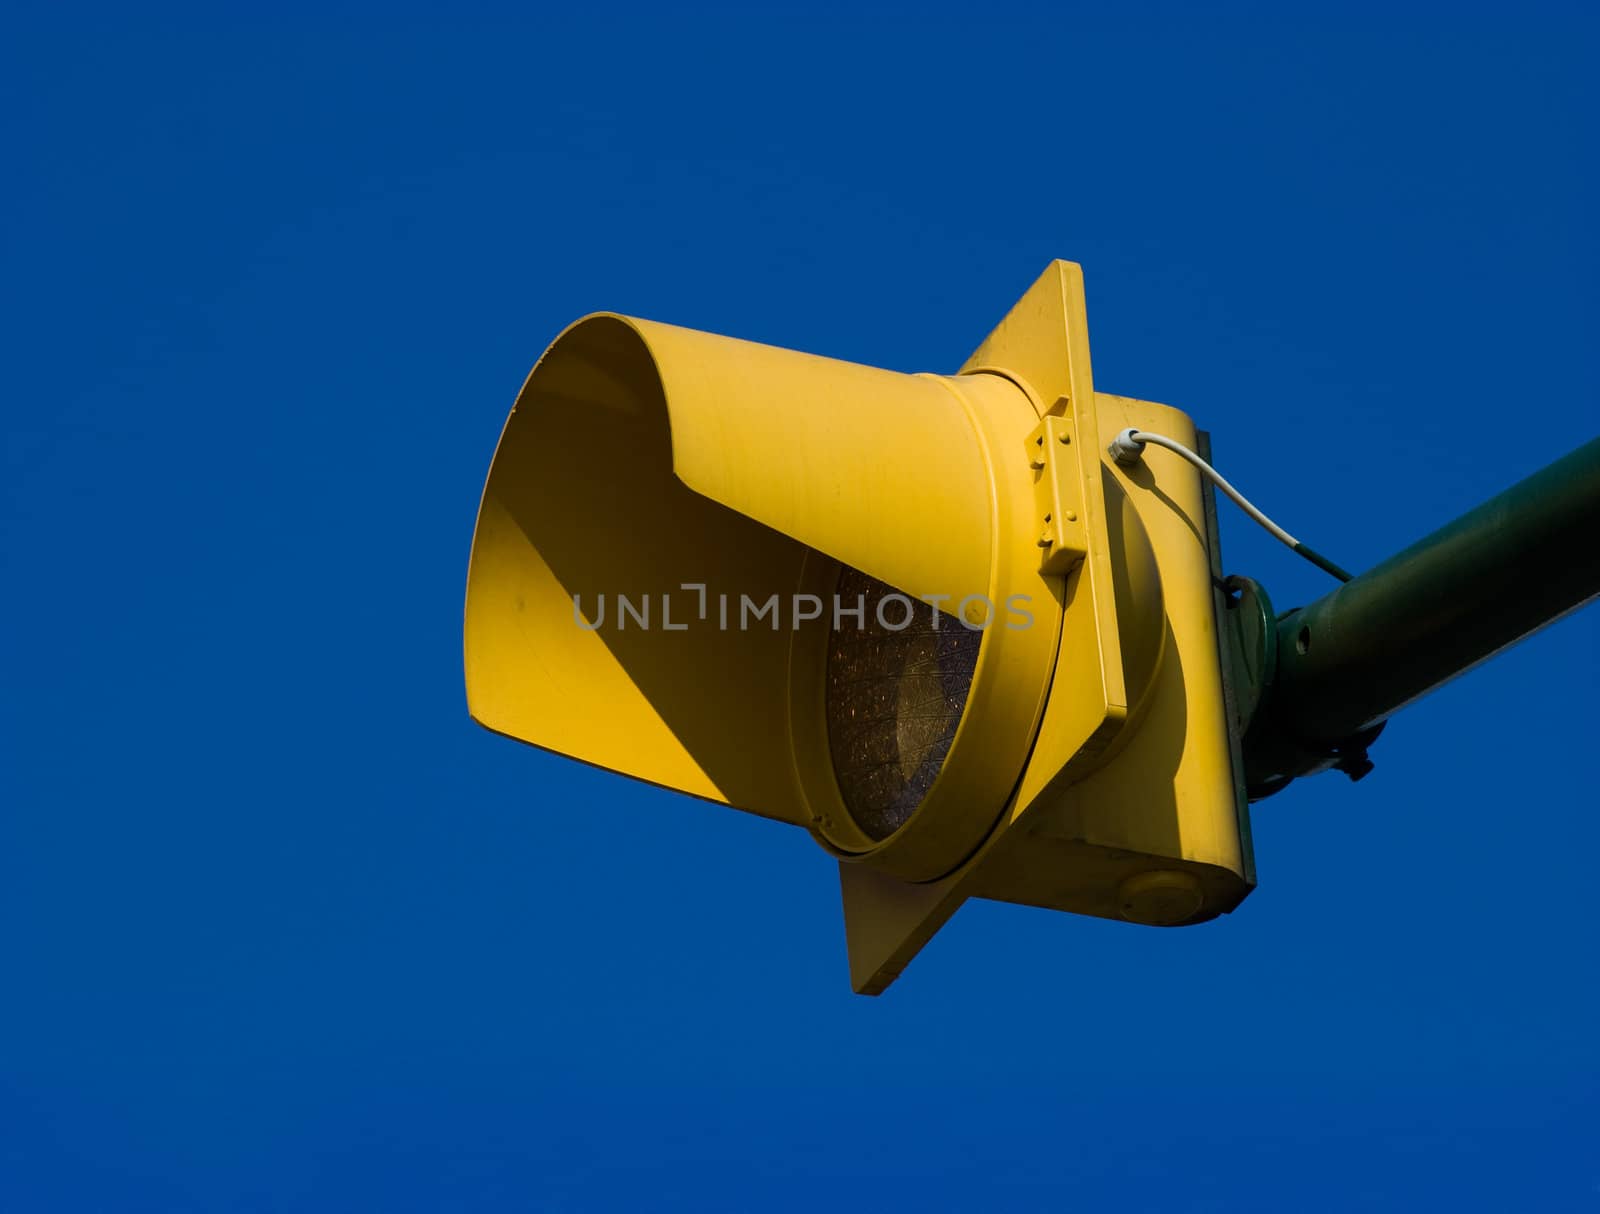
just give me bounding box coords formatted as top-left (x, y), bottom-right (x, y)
top-left (1107, 427), bottom-right (1353, 582)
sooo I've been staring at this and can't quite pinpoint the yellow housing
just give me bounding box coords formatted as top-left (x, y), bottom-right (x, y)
top-left (464, 262), bottom-right (1255, 994)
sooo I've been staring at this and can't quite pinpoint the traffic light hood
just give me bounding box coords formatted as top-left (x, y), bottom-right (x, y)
top-left (463, 310), bottom-right (1040, 833)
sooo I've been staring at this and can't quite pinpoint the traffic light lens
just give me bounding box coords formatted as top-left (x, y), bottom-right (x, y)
top-left (825, 567), bottom-right (982, 841)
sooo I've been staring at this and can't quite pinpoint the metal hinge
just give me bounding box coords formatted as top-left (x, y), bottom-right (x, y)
top-left (1025, 411), bottom-right (1087, 575)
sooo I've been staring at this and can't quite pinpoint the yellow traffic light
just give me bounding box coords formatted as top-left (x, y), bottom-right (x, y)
top-left (464, 261), bottom-right (1253, 994)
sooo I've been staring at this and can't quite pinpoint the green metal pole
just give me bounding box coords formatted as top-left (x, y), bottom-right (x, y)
top-left (1244, 437), bottom-right (1600, 795)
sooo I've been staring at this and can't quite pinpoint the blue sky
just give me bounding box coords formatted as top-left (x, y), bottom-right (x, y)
top-left (3, 4), bottom-right (1597, 1210)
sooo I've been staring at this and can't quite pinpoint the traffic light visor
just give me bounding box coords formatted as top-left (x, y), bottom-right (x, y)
top-left (463, 314), bottom-right (998, 825)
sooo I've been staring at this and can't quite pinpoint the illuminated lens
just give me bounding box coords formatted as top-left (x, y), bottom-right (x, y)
top-left (824, 567), bottom-right (982, 841)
